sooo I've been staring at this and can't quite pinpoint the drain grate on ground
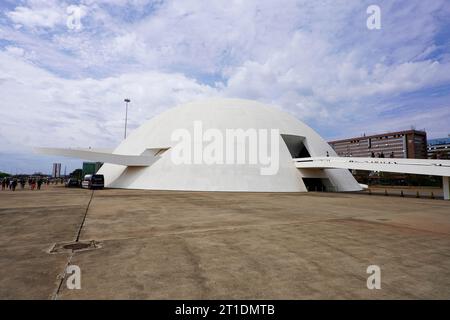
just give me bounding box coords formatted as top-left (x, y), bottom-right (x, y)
top-left (49, 240), bottom-right (102, 254)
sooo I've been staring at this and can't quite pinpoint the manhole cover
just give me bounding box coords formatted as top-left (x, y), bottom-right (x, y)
top-left (63, 242), bottom-right (91, 251)
top-left (49, 240), bottom-right (102, 254)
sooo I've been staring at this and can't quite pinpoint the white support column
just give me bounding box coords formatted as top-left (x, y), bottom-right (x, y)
top-left (443, 176), bottom-right (449, 201)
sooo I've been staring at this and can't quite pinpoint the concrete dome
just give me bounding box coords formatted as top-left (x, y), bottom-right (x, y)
top-left (98, 98), bottom-right (361, 192)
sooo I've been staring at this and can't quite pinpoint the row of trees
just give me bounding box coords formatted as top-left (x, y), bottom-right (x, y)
top-left (0, 171), bottom-right (10, 179)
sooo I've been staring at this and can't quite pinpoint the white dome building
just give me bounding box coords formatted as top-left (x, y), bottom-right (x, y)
top-left (95, 98), bottom-right (361, 192)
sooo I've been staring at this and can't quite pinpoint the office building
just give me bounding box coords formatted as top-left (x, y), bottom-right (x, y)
top-left (428, 136), bottom-right (450, 159)
top-left (82, 162), bottom-right (103, 177)
top-left (52, 163), bottom-right (61, 178)
top-left (329, 130), bottom-right (427, 159)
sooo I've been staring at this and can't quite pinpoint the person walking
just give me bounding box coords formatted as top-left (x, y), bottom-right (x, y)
top-left (11, 179), bottom-right (17, 191)
top-left (37, 178), bottom-right (43, 190)
top-left (1, 178), bottom-right (5, 190)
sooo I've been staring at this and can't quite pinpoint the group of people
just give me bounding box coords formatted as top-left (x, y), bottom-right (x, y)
top-left (370, 151), bottom-right (395, 158)
top-left (1, 177), bottom-right (48, 191)
top-left (327, 151), bottom-right (395, 158)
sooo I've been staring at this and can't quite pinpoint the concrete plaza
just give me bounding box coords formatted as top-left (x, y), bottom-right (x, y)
top-left (0, 185), bottom-right (449, 299)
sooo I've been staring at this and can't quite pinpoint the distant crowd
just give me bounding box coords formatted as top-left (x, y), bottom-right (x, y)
top-left (1, 177), bottom-right (64, 191)
top-left (370, 151), bottom-right (395, 158)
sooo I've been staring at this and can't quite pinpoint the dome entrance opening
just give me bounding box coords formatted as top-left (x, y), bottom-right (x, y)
top-left (281, 134), bottom-right (311, 158)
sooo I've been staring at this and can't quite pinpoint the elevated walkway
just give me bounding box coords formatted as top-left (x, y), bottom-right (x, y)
top-left (294, 157), bottom-right (450, 200)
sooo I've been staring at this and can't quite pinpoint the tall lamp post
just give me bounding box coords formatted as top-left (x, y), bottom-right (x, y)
top-left (124, 98), bottom-right (130, 139)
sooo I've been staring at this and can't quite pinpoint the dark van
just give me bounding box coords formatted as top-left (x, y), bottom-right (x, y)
top-left (91, 174), bottom-right (105, 189)
top-left (82, 174), bottom-right (104, 190)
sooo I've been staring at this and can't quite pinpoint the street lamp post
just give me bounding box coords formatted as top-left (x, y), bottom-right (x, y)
top-left (124, 98), bottom-right (130, 139)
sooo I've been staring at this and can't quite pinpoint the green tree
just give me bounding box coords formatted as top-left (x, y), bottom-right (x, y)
top-left (70, 169), bottom-right (83, 180)
top-left (0, 171), bottom-right (11, 179)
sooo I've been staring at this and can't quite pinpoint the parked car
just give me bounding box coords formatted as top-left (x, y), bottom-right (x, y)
top-left (65, 178), bottom-right (80, 188)
top-left (81, 174), bottom-right (104, 189)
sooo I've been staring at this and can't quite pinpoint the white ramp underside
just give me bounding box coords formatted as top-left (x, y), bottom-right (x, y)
top-left (294, 157), bottom-right (450, 176)
top-left (34, 147), bottom-right (163, 166)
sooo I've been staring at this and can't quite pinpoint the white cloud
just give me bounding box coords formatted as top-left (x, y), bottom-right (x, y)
top-left (222, 30), bottom-right (450, 122)
top-left (0, 50), bottom-right (219, 154)
top-left (4, 45), bottom-right (25, 57)
top-left (6, 5), bottom-right (64, 29)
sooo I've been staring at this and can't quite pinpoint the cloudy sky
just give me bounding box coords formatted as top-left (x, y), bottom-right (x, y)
top-left (1, 0), bottom-right (449, 174)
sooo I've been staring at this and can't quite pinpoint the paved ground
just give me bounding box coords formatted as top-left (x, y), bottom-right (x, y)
top-left (0, 185), bottom-right (449, 299)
